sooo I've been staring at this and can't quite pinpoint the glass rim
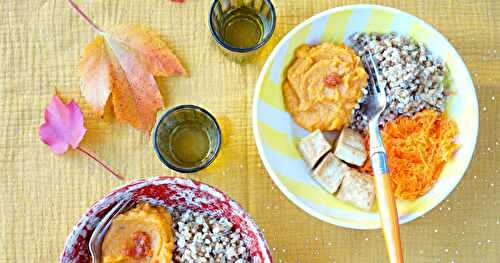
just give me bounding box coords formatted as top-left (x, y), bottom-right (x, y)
top-left (152, 104), bottom-right (222, 173)
top-left (208, 0), bottom-right (276, 53)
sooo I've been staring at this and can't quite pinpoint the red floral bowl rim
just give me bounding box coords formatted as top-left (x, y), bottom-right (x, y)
top-left (60, 176), bottom-right (272, 262)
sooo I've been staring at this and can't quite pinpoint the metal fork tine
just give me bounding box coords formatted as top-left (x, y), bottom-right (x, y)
top-left (111, 199), bottom-right (133, 227)
top-left (367, 50), bottom-right (387, 98)
top-left (362, 53), bottom-right (378, 95)
top-left (89, 197), bottom-right (135, 262)
top-left (97, 199), bottom-right (135, 240)
top-left (92, 199), bottom-right (127, 237)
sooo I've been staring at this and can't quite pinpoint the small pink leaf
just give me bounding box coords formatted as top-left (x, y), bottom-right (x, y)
top-left (39, 95), bottom-right (87, 154)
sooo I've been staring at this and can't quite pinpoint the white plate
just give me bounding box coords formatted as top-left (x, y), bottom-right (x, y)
top-left (252, 4), bottom-right (478, 229)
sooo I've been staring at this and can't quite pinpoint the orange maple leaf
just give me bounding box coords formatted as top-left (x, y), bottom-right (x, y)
top-left (69, 1), bottom-right (187, 133)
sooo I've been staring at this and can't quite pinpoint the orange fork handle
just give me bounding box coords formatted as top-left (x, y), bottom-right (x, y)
top-left (374, 172), bottom-right (404, 263)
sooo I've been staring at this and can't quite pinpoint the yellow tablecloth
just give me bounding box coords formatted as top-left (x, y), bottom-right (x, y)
top-left (1, 0), bottom-right (499, 262)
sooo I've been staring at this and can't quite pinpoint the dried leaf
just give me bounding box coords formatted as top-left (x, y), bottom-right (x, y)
top-left (70, 1), bottom-right (187, 133)
top-left (109, 25), bottom-right (187, 77)
top-left (39, 95), bottom-right (125, 180)
top-left (79, 36), bottom-right (113, 116)
top-left (39, 95), bottom-right (87, 154)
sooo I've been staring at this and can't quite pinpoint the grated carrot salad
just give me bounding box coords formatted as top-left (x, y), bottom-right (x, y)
top-left (360, 110), bottom-right (459, 200)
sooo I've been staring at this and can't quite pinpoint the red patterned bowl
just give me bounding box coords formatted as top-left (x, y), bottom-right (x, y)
top-left (60, 177), bottom-right (272, 263)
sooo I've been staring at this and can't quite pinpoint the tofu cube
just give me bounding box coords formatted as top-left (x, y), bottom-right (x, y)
top-left (312, 153), bottom-right (349, 194)
top-left (334, 127), bottom-right (367, 166)
top-left (298, 130), bottom-right (332, 168)
top-left (337, 171), bottom-right (375, 211)
top-left (322, 130), bottom-right (340, 145)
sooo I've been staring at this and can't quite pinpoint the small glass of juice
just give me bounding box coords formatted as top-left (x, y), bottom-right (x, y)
top-left (208, 0), bottom-right (276, 61)
top-left (153, 105), bottom-right (221, 173)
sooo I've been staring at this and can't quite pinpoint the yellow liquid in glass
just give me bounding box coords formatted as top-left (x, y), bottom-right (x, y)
top-left (221, 7), bottom-right (264, 49)
top-left (168, 123), bottom-right (210, 166)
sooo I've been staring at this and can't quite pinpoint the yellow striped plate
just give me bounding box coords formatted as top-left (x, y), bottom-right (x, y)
top-left (252, 5), bottom-right (478, 229)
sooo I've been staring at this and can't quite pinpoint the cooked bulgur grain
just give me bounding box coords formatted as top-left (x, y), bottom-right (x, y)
top-left (348, 32), bottom-right (448, 131)
top-left (172, 209), bottom-right (250, 263)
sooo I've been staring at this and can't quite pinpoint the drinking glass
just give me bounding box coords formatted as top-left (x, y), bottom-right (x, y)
top-left (153, 105), bottom-right (221, 173)
top-left (209, 0), bottom-right (276, 61)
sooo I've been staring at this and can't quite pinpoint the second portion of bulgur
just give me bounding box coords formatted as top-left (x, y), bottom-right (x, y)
top-left (171, 209), bottom-right (250, 263)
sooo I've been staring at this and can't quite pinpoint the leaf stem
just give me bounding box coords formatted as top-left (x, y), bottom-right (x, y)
top-left (76, 146), bottom-right (125, 181)
top-left (66, 0), bottom-right (104, 34)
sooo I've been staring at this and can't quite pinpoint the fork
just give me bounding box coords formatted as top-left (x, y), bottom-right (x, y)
top-left (89, 197), bottom-right (135, 263)
top-left (361, 51), bottom-right (404, 263)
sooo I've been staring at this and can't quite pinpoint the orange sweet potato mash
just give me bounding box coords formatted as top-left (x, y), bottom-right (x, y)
top-left (283, 43), bottom-right (368, 131)
top-left (101, 202), bottom-right (174, 263)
